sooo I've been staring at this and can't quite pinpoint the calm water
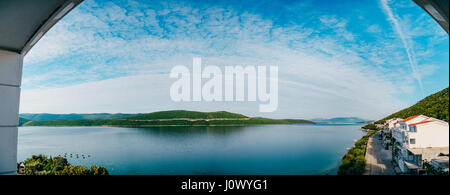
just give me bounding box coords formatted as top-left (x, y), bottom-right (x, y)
top-left (18, 125), bottom-right (365, 175)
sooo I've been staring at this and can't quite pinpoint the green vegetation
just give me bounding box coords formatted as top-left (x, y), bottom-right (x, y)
top-left (361, 123), bottom-right (380, 131)
top-left (19, 113), bottom-right (139, 121)
top-left (19, 117), bottom-right (30, 126)
top-left (22, 119), bottom-right (106, 126)
top-left (422, 160), bottom-right (449, 175)
top-left (18, 154), bottom-right (108, 175)
top-left (281, 119), bottom-right (316, 124)
top-left (376, 87), bottom-right (449, 124)
top-left (20, 110), bottom-right (315, 127)
top-left (338, 130), bottom-right (378, 175)
top-left (125, 110), bottom-right (247, 120)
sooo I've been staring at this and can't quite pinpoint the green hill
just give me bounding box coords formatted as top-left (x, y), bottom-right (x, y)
top-left (23, 119), bottom-right (103, 126)
top-left (377, 87), bottom-right (449, 123)
top-left (20, 110), bottom-right (315, 127)
top-left (19, 117), bottom-right (31, 126)
top-left (19, 113), bottom-right (139, 121)
top-left (124, 110), bottom-right (247, 120)
top-left (282, 119), bottom-right (316, 124)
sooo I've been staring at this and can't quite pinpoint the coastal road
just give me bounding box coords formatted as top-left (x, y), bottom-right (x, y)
top-left (364, 132), bottom-right (395, 175)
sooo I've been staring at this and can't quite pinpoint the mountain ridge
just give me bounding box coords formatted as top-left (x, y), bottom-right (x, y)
top-left (311, 117), bottom-right (368, 124)
top-left (19, 113), bottom-right (140, 121)
top-left (19, 110), bottom-right (316, 127)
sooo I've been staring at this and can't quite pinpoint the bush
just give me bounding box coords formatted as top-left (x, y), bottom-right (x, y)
top-left (422, 160), bottom-right (449, 175)
top-left (57, 165), bottom-right (90, 175)
top-left (90, 165), bottom-right (109, 175)
top-left (19, 154), bottom-right (109, 175)
top-left (338, 129), bottom-right (379, 175)
top-left (361, 123), bottom-right (380, 131)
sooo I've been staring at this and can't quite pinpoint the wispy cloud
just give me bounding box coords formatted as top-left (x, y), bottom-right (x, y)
top-left (319, 15), bottom-right (355, 41)
top-left (20, 0), bottom-right (448, 119)
top-left (379, 0), bottom-right (423, 97)
top-left (366, 24), bottom-right (382, 33)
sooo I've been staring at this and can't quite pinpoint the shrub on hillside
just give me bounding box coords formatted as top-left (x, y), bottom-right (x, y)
top-left (361, 123), bottom-right (380, 131)
top-left (338, 130), bottom-right (378, 175)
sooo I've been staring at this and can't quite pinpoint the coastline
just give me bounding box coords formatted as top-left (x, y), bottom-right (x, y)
top-left (338, 127), bottom-right (378, 175)
top-left (19, 123), bottom-right (365, 127)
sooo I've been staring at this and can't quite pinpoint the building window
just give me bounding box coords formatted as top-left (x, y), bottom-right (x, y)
top-left (409, 126), bottom-right (416, 132)
top-left (410, 138), bottom-right (416, 145)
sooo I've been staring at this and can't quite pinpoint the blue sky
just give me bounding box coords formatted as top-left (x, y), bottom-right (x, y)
top-left (20, 0), bottom-right (449, 120)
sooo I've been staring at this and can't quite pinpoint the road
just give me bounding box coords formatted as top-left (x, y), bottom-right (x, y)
top-left (364, 132), bottom-right (396, 175)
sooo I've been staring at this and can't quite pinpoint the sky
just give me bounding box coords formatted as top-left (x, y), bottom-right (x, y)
top-left (20, 0), bottom-right (449, 120)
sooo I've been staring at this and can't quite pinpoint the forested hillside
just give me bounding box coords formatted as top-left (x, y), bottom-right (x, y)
top-left (377, 87), bottom-right (449, 123)
top-left (20, 110), bottom-right (315, 126)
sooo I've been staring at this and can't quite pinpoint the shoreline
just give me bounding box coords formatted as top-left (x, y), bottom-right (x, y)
top-left (19, 123), bottom-right (365, 127)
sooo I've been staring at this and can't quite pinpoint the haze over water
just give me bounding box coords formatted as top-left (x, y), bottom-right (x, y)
top-left (18, 125), bottom-right (365, 175)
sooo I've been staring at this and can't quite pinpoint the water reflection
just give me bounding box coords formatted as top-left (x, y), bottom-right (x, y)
top-left (18, 125), bottom-right (365, 175)
top-left (132, 126), bottom-right (248, 137)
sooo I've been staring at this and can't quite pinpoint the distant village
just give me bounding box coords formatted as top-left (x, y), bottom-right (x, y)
top-left (380, 115), bottom-right (449, 174)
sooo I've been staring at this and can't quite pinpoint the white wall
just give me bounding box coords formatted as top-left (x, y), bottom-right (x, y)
top-left (409, 122), bottom-right (450, 148)
top-left (0, 49), bottom-right (22, 175)
top-left (0, 86), bottom-right (20, 126)
top-left (401, 116), bottom-right (427, 130)
top-left (0, 127), bottom-right (18, 175)
top-left (0, 50), bottom-right (23, 86)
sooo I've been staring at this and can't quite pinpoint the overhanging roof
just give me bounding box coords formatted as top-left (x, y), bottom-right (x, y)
top-left (0, 0), bottom-right (83, 55)
top-left (414, 0), bottom-right (449, 34)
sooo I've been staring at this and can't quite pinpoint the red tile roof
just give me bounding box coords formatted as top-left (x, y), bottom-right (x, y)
top-left (400, 115), bottom-right (421, 122)
top-left (409, 120), bottom-right (434, 126)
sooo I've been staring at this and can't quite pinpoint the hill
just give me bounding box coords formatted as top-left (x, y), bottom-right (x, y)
top-left (19, 117), bottom-right (31, 126)
top-left (20, 110), bottom-right (316, 127)
top-left (377, 87), bottom-right (449, 123)
top-left (281, 119), bottom-right (316, 124)
top-left (123, 110), bottom-right (247, 120)
top-left (311, 117), bottom-right (368, 124)
top-left (19, 113), bottom-right (139, 121)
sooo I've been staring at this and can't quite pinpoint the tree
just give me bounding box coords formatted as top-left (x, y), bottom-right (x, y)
top-left (19, 154), bottom-right (109, 175)
top-left (422, 160), bottom-right (449, 175)
top-left (90, 165), bottom-right (109, 175)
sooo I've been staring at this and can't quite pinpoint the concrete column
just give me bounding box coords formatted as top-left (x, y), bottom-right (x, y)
top-left (0, 49), bottom-right (23, 175)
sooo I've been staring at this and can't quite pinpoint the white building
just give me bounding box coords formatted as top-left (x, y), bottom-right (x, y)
top-left (386, 118), bottom-right (402, 130)
top-left (392, 115), bottom-right (430, 145)
top-left (408, 119), bottom-right (449, 148)
top-left (381, 118), bottom-right (402, 149)
top-left (391, 115), bottom-right (449, 174)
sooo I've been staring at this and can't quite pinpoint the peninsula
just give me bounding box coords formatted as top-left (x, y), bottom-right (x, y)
top-left (19, 110), bottom-right (316, 127)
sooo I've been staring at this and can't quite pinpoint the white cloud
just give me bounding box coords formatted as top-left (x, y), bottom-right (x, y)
top-left (367, 24), bottom-right (382, 33)
top-left (20, 0), bottom-right (426, 119)
top-left (20, 71), bottom-right (404, 120)
top-left (319, 15), bottom-right (355, 41)
top-left (379, 0), bottom-right (424, 96)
